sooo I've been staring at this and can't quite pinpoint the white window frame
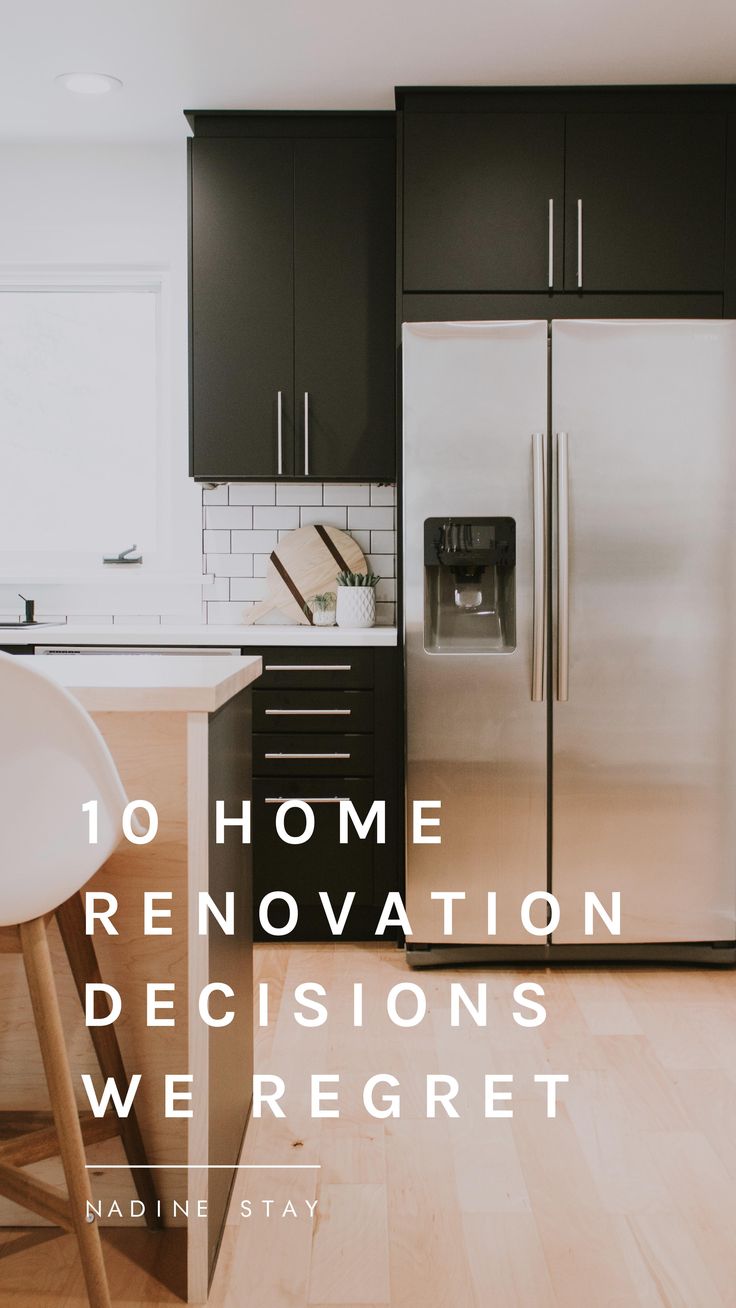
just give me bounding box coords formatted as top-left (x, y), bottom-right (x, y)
top-left (0, 265), bottom-right (201, 592)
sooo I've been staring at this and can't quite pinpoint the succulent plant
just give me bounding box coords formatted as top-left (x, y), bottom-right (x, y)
top-left (309, 592), bottom-right (336, 611)
top-left (335, 570), bottom-right (380, 588)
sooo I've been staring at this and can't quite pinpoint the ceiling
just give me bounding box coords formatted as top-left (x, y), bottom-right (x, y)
top-left (1, 0), bottom-right (735, 143)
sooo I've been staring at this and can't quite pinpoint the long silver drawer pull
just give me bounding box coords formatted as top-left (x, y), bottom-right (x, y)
top-left (557, 431), bottom-right (570, 702)
top-left (264, 796), bottom-right (347, 804)
top-left (577, 199), bottom-right (583, 289)
top-left (276, 390), bottom-right (283, 475)
top-left (531, 432), bottom-right (547, 702)
top-left (264, 752), bottom-right (351, 760)
top-left (548, 199), bottom-right (554, 289)
top-left (304, 392), bottom-right (309, 475)
top-left (264, 664), bottom-right (352, 672)
top-left (265, 708), bottom-right (351, 716)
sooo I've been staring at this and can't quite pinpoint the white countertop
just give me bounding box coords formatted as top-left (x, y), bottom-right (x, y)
top-left (0, 623), bottom-right (397, 648)
top-left (13, 653), bottom-right (262, 713)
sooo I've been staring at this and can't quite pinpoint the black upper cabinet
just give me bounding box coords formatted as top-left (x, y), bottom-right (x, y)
top-left (403, 112), bottom-right (565, 291)
top-left (564, 113), bottom-right (727, 292)
top-left (190, 139), bottom-right (294, 479)
top-left (294, 138), bottom-right (396, 479)
top-left (189, 116), bottom-right (395, 482)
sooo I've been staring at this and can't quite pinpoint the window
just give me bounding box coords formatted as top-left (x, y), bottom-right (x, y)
top-left (0, 269), bottom-right (199, 581)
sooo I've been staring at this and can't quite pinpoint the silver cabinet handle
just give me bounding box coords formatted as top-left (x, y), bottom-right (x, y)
top-left (264, 663), bottom-right (352, 672)
top-left (576, 199), bottom-right (583, 289)
top-left (304, 391), bottom-right (310, 475)
top-left (276, 390), bottom-right (283, 475)
top-left (531, 432), bottom-right (547, 702)
top-left (264, 796), bottom-right (346, 804)
top-left (548, 199), bottom-right (554, 290)
top-left (556, 432), bottom-right (569, 702)
top-left (265, 708), bottom-right (351, 716)
top-left (264, 752), bottom-right (351, 760)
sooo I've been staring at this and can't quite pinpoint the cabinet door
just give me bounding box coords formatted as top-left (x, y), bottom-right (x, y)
top-left (190, 138), bottom-right (294, 478)
top-left (403, 112), bottom-right (565, 291)
top-left (564, 113), bottom-right (727, 292)
top-left (293, 137), bottom-right (396, 480)
top-left (253, 778), bottom-right (376, 940)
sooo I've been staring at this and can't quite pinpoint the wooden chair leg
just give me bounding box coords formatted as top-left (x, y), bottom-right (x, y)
top-left (55, 892), bottom-right (161, 1230)
top-left (19, 915), bottom-right (111, 1308)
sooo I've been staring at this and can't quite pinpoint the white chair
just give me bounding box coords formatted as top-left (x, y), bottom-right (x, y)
top-left (0, 651), bottom-right (158, 1308)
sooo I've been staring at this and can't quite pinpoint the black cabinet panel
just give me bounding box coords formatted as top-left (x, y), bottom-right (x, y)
top-left (564, 113), bottom-right (727, 292)
top-left (403, 112), bottom-right (565, 291)
top-left (253, 688), bottom-right (373, 733)
top-left (254, 646), bottom-right (373, 689)
top-left (294, 138), bottom-right (396, 479)
top-left (190, 138), bottom-right (294, 479)
top-left (253, 732), bottom-right (373, 777)
top-left (253, 778), bottom-right (376, 940)
top-left (402, 292), bottom-right (724, 323)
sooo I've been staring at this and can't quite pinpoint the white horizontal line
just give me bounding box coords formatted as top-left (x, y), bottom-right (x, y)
top-left (85, 1164), bottom-right (320, 1170)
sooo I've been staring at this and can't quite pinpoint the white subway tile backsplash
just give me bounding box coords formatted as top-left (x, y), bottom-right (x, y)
top-left (349, 529), bottom-right (371, 555)
top-left (203, 529), bottom-right (230, 553)
top-left (299, 505), bottom-right (347, 530)
top-left (277, 482), bottom-right (322, 505)
top-left (205, 553), bottom-right (254, 577)
top-left (370, 530), bottom-right (396, 554)
top-left (112, 615), bottom-right (162, 627)
top-left (323, 483), bottom-right (370, 506)
top-left (229, 483), bottom-right (276, 505)
top-left (253, 505), bottom-right (300, 530)
top-left (370, 484), bottom-right (396, 506)
top-left (368, 553), bottom-right (395, 578)
top-left (348, 505), bottom-right (394, 531)
top-left (206, 601), bottom-right (248, 624)
top-left (205, 505), bottom-right (254, 530)
top-left (201, 480), bottom-right (397, 626)
top-left (231, 529), bottom-right (279, 553)
top-left (229, 577), bottom-right (269, 602)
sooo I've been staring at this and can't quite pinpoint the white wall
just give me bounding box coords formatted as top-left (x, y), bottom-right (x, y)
top-left (0, 141), bottom-right (202, 623)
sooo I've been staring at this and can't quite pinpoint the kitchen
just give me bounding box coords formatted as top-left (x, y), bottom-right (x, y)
top-left (1, 2), bottom-right (736, 1306)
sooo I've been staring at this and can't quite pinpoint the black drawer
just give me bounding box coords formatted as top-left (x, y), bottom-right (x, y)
top-left (253, 646), bottom-right (373, 689)
top-left (253, 732), bottom-right (373, 776)
top-left (253, 778), bottom-right (376, 936)
top-left (253, 688), bottom-right (373, 733)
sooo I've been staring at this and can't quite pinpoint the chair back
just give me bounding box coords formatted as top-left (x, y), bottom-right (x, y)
top-left (0, 652), bottom-right (128, 925)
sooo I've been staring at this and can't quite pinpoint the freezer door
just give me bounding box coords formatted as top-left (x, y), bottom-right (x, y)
top-left (403, 320), bottom-right (549, 944)
top-left (551, 319), bottom-right (736, 944)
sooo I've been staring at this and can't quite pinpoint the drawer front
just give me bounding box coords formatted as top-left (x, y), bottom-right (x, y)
top-left (253, 688), bottom-right (373, 733)
top-left (253, 777), bottom-right (376, 911)
top-left (254, 646), bottom-right (373, 689)
top-left (253, 732), bottom-right (373, 776)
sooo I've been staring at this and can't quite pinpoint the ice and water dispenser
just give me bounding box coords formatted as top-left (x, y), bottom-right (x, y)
top-left (423, 517), bottom-right (516, 652)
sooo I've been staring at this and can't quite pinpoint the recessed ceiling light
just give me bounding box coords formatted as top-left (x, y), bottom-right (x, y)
top-left (55, 72), bottom-right (123, 96)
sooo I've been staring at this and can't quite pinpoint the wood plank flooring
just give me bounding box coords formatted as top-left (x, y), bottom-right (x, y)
top-left (1, 944), bottom-right (736, 1307)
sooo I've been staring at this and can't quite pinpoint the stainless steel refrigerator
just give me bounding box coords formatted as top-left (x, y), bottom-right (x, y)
top-left (402, 318), bottom-right (736, 964)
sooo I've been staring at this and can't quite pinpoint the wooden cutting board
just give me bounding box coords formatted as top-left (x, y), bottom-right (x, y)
top-left (242, 524), bottom-right (368, 626)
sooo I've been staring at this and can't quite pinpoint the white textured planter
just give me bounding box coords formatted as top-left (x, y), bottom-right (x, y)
top-left (336, 586), bottom-right (376, 628)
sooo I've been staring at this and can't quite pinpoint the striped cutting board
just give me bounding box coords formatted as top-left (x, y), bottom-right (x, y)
top-left (242, 523), bottom-right (368, 626)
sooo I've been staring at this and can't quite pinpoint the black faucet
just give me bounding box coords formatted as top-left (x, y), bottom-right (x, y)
top-left (18, 593), bottom-right (35, 625)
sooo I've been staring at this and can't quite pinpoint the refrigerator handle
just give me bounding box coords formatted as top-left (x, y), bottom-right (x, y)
top-left (557, 431), bottom-right (570, 701)
top-left (531, 432), bottom-right (547, 701)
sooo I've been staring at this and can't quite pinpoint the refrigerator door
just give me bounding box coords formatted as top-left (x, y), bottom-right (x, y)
top-left (551, 319), bottom-right (736, 944)
top-left (403, 320), bottom-right (549, 944)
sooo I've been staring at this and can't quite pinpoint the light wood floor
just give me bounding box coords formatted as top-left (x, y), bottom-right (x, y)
top-left (2, 943), bottom-right (736, 1307)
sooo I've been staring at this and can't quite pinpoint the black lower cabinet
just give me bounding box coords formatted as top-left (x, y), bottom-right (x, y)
top-left (251, 645), bottom-right (402, 942)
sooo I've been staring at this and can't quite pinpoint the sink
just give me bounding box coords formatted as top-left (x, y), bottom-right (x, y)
top-left (0, 622), bottom-right (55, 628)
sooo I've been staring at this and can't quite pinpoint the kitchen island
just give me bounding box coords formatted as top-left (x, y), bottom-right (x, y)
top-left (0, 654), bottom-right (261, 1304)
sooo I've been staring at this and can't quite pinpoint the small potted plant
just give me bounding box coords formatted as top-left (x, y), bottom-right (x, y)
top-left (335, 570), bottom-right (380, 628)
top-left (306, 592), bottom-right (336, 627)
